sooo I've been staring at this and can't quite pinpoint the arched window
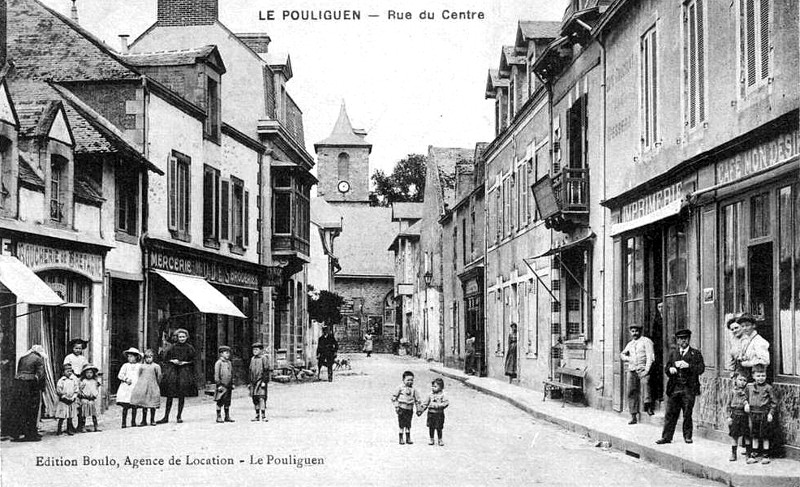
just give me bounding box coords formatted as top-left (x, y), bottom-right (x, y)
top-left (337, 153), bottom-right (350, 181)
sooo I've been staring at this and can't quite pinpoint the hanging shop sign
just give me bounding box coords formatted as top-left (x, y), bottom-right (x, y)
top-left (16, 242), bottom-right (103, 282)
top-left (716, 128), bottom-right (799, 186)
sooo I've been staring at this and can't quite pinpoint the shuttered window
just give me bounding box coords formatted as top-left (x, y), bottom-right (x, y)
top-left (684, 0), bottom-right (706, 129)
top-left (220, 180), bottom-right (230, 241)
top-left (168, 152), bottom-right (190, 238)
top-left (641, 26), bottom-right (658, 149)
top-left (740, 0), bottom-right (771, 93)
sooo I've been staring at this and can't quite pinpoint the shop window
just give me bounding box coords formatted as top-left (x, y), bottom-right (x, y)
top-left (777, 184), bottom-right (800, 376)
top-left (664, 222), bottom-right (688, 334)
top-left (641, 26), bottom-right (658, 150)
top-left (561, 248), bottom-right (590, 340)
top-left (168, 151), bottom-right (191, 240)
top-left (723, 202), bottom-right (747, 314)
top-left (750, 192), bottom-right (770, 238)
top-left (203, 165), bottom-right (220, 246)
top-left (205, 77), bottom-right (221, 143)
top-left (739, 0), bottom-right (771, 95)
top-left (50, 155), bottom-right (68, 223)
top-left (116, 165), bottom-right (138, 237)
top-left (684, 0), bottom-right (706, 129)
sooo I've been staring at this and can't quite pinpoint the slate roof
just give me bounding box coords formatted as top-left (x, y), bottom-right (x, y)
top-left (311, 197), bottom-right (343, 229)
top-left (427, 146), bottom-right (474, 212)
top-left (387, 219), bottom-right (421, 251)
top-left (314, 103), bottom-right (372, 150)
top-left (485, 69), bottom-right (509, 98)
top-left (120, 45), bottom-right (226, 74)
top-left (502, 46), bottom-right (526, 67)
top-left (391, 202), bottom-right (423, 221)
top-left (332, 204), bottom-right (395, 277)
top-left (518, 21), bottom-right (562, 41)
top-left (7, 0), bottom-right (140, 82)
top-left (9, 80), bottom-right (161, 174)
top-left (18, 153), bottom-right (44, 189)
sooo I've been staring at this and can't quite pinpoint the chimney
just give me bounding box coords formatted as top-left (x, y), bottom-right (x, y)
top-left (235, 33), bottom-right (271, 55)
top-left (70, 0), bottom-right (79, 23)
top-left (118, 35), bottom-right (130, 54)
top-left (157, 0), bottom-right (218, 27)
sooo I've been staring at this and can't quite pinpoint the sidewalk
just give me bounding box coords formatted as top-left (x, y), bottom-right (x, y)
top-left (431, 365), bottom-right (800, 487)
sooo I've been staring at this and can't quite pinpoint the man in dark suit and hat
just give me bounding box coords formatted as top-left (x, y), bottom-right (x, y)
top-left (656, 328), bottom-right (705, 444)
top-left (316, 326), bottom-right (338, 382)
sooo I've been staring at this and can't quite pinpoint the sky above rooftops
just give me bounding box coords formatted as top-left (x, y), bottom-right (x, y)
top-left (41, 0), bottom-right (565, 180)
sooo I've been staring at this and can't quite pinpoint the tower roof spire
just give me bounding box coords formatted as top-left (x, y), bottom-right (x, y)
top-left (314, 100), bottom-right (372, 151)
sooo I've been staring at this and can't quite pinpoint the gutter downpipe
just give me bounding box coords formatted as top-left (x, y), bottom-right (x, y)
top-left (598, 33), bottom-right (608, 397)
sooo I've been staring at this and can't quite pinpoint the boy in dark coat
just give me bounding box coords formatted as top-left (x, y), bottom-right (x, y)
top-left (249, 343), bottom-right (271, 422)
top-left (214, 346), bottom-right (234, 423)
top-left (656, 328), bottom-right (705, 445)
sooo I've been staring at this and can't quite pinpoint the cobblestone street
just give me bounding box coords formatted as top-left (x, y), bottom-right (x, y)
top-left (1, 355), bottom-right (722, 486)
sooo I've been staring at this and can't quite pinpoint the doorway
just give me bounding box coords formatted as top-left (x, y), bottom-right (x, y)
top-left (748, 242), bottom-right (774, 379)
top-left (110, 279), bottom-right (139, 394)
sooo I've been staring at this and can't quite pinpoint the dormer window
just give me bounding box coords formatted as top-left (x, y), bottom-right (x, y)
top-left (205, 76), bottom-right (221, 142)
top-left (508, 78), bottom-right (516, 120)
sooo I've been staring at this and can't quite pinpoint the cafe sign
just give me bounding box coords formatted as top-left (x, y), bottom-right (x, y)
top-left (147, 249), bottom-right (279, 289)
top-left (716, 128), bottom-right (799, 185)
top-left (17, 242), bottom-right (103, 282)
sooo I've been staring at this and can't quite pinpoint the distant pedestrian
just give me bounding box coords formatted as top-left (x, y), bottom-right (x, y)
top-left (745, 364), bottom-right (776, 464)
top-left (391, 370), bottom-right (421, 445)
top-left (363, 332), bottom-right (374, 358)
top-left (656, 329), bottom-right (705, 445)
top-left (157, 328), bottom-right (198, 424)
top-left (248, 342), bottom-right (270, 422)
top-left (10, 345), bottom-right (47, 442)
top-left (63, 338), bottom-right (88, 432)
top-left (316, 326), bottom-right (339, 382)
top-left (78, 363), bottom-right (101, 432)
top-left (464, 334), bottom-right (476, 375)
top-left (55, 364), bottom-right (79, 436)
top-left (214, 346), bottom-right (235, 423)
top-left (726, 373), bottom-right (749, 461)
top-left (116, 347), bottom-right (142, 429)
top-left (620, 323), bottom-right (655, 423)
top-left (418, 377), bottom-right (449, 446)
top-left (504, 323), bottom-right (518, 383)
top-left (130, 349), bottom-right (162, 426)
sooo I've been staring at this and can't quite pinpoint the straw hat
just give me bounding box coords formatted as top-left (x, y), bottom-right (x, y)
top-left (122, 347), bottom-right (143, 357)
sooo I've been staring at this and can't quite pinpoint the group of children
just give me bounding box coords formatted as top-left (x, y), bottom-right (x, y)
top-left (391, 371), bottom-right (449, 446)
top-left (727, 364), bottom-right (777, 464)
top-left (55, 339), bottom-right (100, 434)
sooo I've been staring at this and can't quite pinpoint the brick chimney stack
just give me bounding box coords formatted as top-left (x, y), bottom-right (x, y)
top-left (157, 0), bottom-right (218, 27)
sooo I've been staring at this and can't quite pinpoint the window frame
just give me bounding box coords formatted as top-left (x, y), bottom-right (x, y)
top-left (168, 151), bottom-right (191, 241)
top-left (738, 0), bottom-right (772, 97)
top-left (640, 25), bottom-right (659, 151)
top-left (115, 165), bottom-right (139, 239)
top-left (683, 0), bottom-right (707, 130)
top-left (204, 76), bottom-right (221, 143)
top-left (203, 165), bottom-right (221, 247)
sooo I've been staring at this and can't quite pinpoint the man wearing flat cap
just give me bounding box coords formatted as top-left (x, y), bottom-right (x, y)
top-left (656, 329), bottom-right (705, 444)
top-left (621, 323), bottom-right (655, 424)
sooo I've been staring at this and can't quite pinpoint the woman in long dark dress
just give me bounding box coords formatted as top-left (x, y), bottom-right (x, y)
top-left (10, 345), bottom-right (46, 441)
top-left (504, 323), bottom-right (518, 383)
top-left (156, 329), bottom-right (197, 424)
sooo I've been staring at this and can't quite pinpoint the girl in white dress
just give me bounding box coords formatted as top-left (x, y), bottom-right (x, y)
top-left (116, 347), bottom-right (142, 428)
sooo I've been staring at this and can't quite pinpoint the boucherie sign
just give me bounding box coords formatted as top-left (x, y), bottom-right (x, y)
top-left (716, 127), bottom-right (799, 185)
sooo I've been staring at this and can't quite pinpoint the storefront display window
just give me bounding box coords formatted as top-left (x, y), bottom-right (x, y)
top-left (622, 236), bottom-right (644, 328)
top-left (778, 184), bottom-right (800, 376)
top-left (723, 201), bottom-right (747, 315)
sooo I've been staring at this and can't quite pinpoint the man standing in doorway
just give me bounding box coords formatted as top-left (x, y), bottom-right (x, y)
top-left (621, 323), bottom-right (655, 424)
top-left (656, 329), bottom-right (705, 444)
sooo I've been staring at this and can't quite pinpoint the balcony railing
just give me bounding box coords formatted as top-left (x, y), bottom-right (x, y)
top-left (272, 235), bottom-right (310, 258)
top-left (552, 167), bottom-right (589, 213)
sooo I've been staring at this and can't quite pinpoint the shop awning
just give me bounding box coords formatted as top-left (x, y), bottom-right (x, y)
top-left (531, 232), bottom-right (596, 259)
top-left (0, 256), bottom-right (64, 306)
top-left (153, 270), bottom-right (246, 318)
top-left (609, 199), bottom-right (684, 237)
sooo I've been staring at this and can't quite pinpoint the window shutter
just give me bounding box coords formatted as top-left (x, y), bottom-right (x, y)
top-left (696, 0), bottom-right (705, 122)
top-left (746, 0), bottom-right (757, 87)
top-left (759, 0), bottom-right (769, 80)
top-left (244, 189), bottom-right (250, 247)
top-left (168, 156), bottom-right (177, 231)
top-left (689, 3), bottom-right (697, 128)
top-left (221, 180), bottom-right (230, 240)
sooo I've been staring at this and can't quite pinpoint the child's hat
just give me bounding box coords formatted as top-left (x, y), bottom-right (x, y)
top-left (81, 363), bottom-right (99, 375)
top-left (218, 345), bottom-right (231, 353)
top-left (251, 342), bottom-right (264, 349)
top-left (123, 347), bottom-right (143, 357)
